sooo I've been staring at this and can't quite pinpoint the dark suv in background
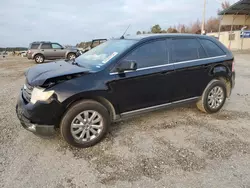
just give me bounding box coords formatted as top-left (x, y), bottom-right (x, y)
top-left (76, 39), bottom-right (107, 56)
top-left (16, 34), bottom-right (235, 148)
top-left (27, 41), bottom-right (79, 63)
top-left (82, 39), bottom-right (107, 52)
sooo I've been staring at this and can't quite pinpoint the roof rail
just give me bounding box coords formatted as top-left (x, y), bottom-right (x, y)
top-left (31, 41), bottom-right (51, 43)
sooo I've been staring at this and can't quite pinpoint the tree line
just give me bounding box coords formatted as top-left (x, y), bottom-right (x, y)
top-left (136, 1), bottom-right (242, 35)
top-left (0, 47), bottom-right (28, 52)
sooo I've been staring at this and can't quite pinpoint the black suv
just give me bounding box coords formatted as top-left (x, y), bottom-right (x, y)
top-left (16, 34), bottom-right (235, 148)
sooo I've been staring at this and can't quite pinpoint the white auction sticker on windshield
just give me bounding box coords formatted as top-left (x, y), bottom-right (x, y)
top-left (102, 52), bottom-right (118, 64)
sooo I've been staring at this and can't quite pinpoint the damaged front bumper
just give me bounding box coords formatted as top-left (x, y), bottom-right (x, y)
top-left (16, 105), bottom-right (55, 137)
top-left (16, 93), bottom-right (57, 138)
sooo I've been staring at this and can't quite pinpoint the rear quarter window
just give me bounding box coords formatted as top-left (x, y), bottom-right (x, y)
top-left (30, 44), bottom-right (40, 49)
top-left (200, 39), bottom-right (225, 57)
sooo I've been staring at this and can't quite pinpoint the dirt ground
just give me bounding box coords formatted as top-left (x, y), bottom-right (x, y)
top-left (0, 54), bottom-right (250, 188)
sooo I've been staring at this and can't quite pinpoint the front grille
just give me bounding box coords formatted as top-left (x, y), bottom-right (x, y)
top-left (22, 82), bottom-right (33, 103)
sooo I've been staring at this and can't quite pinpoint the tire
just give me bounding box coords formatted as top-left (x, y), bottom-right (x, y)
top-left (67, 53), bottom-right (76, 60)
top-left (196, 79), bottom-right (227, 114)
top-left (60, 100), bottom-right (110, 148)
top-left (34, 54), bottom-right (44, 63)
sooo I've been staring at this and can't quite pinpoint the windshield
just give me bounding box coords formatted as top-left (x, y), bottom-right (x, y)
top-left (76, 40), bottom-right (137, 70)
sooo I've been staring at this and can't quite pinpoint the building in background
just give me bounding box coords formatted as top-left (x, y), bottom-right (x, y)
top-left (207, 0), bottom-right (250, 50)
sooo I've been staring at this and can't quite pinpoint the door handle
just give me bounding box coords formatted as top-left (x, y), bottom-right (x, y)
top-left (54, 50), bottom-right (56, 51)
top-left (41, 50), bottom-right (44, 51)
top-left (161, 70), bottom-right (175, 75)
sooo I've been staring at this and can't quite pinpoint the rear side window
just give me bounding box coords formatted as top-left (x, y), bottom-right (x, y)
top-left (41, 43), bottom-right (52, 49)
top-left (171, 38), bottom-right (207, 62)
top-left (30, 44), bottom-right (39, 49)
top-left (124, 40), bottom-right (167, 68)
top-left (200, 39), bottom-right (225, 57)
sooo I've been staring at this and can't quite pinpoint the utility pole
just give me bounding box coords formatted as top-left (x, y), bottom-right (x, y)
top-left (201, 0), bottom-right (207, 34)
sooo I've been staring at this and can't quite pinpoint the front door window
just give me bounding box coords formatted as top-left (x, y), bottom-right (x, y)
top-left (124, 40), bottom-right (167, 69)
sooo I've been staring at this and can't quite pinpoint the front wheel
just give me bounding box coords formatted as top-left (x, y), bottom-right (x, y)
top-left (196, 79), bottom-right (227, 113)
top-left (67, 53), bottom-right (76, 60)
top-left (60, 100), bottom-right (110, 148)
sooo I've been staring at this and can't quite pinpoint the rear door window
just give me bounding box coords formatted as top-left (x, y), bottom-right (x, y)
top-left (124, 40), bottom-right (167, 68)
top-left (41, 43), bottom-right (52, 49)
top-left (200, 39), bottom-right (225, 57)
top-left (171, 38), bottom-right (207, 63)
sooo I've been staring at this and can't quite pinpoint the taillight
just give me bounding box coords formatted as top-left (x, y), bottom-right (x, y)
top-left (232, 60), bottom-right (235, 72)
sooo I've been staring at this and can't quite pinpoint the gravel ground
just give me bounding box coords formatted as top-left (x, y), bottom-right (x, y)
top-left (0, 54), bottom-right (250, 188)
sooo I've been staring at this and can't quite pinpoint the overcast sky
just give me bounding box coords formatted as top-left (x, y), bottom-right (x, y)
top-left (0, 0), bottom-right (238, 47)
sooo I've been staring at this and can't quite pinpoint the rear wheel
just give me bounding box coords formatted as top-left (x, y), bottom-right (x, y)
top-left (196, 80), bottom-right (227, 113)
top-left (34, 54), bottom-right (44, 63)
top-left (60, 100), bottom-right (110, 148)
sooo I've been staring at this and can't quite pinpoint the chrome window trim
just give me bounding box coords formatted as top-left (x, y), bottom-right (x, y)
top-left (109, 55), bottom-right (226, 75)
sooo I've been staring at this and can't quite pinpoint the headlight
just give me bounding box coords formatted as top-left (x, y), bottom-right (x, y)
top-left (30, 87), bottom-right (54, 104)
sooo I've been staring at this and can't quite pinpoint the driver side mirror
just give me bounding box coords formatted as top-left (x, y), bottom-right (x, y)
top-left (116, 60), bottom-right (137, 73)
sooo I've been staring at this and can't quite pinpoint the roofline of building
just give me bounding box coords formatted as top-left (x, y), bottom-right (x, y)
top-left (218, 0), bottom-right (249, 15)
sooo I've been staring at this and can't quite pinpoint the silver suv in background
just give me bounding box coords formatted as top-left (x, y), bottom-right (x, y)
top-left (27, 41), bottom-right (78, 63)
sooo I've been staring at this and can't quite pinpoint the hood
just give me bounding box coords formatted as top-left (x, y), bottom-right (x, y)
top-left (26, 60), bottom-right (89, 86)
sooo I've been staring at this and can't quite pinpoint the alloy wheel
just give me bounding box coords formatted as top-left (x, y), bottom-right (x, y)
top-left (69, 54), bottom-right (76, 60)
top-left (36, 56), bottom-right (43, 63)
top-left (70, 110), bottom-right (104, 143)
top-left (207, 86), bottom-right (224, 109)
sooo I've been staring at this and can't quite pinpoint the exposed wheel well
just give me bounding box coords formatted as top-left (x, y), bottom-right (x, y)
top-left (65, 97), bottom-right (117, 122)
top-left (216, 76), bottom-right (231, 97)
